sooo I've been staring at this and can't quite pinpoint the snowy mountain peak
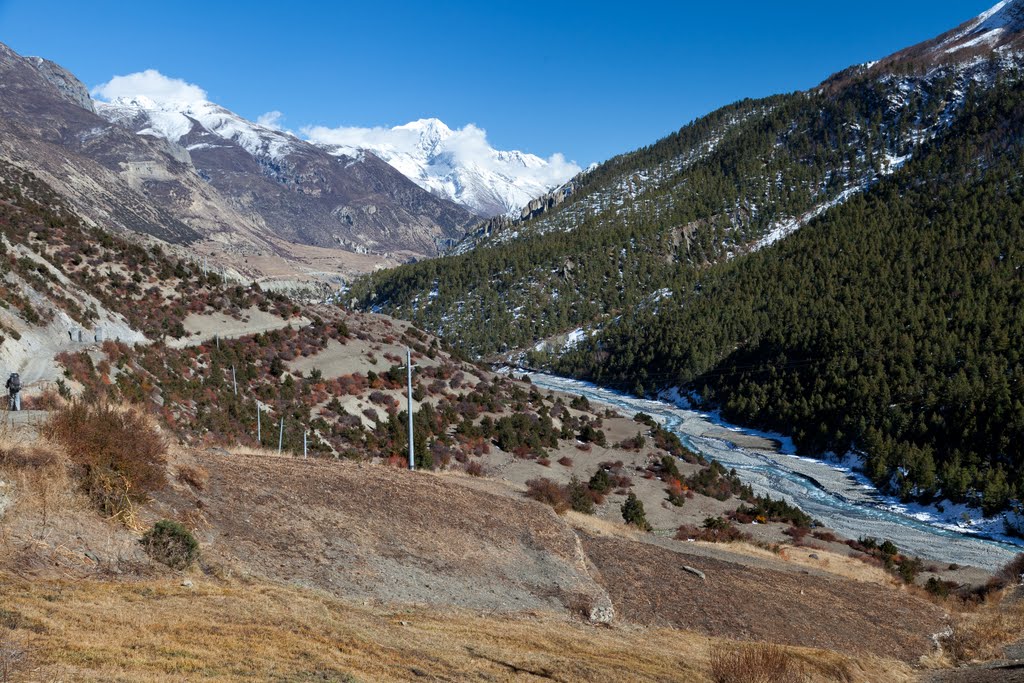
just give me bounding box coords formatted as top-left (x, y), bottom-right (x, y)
top-left (977, 0), bottom-right (1024, 31)
top-left (932, 0), bottom-right (1024, 54)
top-left (91, 70), bottom-right (579, 217)
top-left (393, 118), bottom-right (454, 159)
top-left (96, 93), bottom-right (297, 162)
top-left (305, 119), bottom-right (580, 217)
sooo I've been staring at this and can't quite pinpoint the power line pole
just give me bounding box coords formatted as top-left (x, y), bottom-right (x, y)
top-left (231, 365), bottom-right (237, 396)
top-left (278, 416), bottom-right (284, 455)
top-left (256, 401), bottom-right (261, 444)
top-left (303, 430), bottom-right (308, 459)
top-left (407, 347), bottom-right (415, 471)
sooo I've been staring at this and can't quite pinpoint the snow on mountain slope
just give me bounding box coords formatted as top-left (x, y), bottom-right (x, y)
top-left (879, 0), bottom-right (1024, 63)
top-left (940, 0), bottom-right (1024, 53)
top-left (89, 69), bottom-right (477, 258)
top-left (304, 118), bottom-right (581, 217)
top-left (96, 95), bottom-right (298, 162)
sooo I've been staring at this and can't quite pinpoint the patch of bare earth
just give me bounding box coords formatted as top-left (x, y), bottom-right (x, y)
top-left (579, 531), bottom-right (947, 663)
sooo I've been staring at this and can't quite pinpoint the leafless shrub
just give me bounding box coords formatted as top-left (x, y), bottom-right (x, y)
top-left (0, 447), bottom-right (57, 470)
top-left (525, 477), bottom-right (569, 514)
top-left (43, 401), bottom-right (167, 526)
top-left (991, 553), bottom-right (1024, 590)
top-left (176, 464), bottom-right (209, 491)
top-left (0, 630), bottom-right (29, 683)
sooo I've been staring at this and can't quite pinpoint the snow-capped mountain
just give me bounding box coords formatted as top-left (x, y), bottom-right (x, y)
top-left (90, 79), bottom-right (476, 257)
top-left (304, 118), bottom-right (581, 217)
top-left (97, 95), bottom-right (298, 162)
top-left (934, 0), bottom-right (1024, 53)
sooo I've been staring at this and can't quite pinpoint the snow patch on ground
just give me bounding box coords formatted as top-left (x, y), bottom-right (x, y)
top-left (753, 186), bottom-right (863, 251)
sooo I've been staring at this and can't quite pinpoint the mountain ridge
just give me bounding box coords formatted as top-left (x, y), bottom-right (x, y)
top-left (306, 116), bottom-right (580, 217)
top-left (0, 41), bottom-right (481, 286)
top-left (349, 0), bottom-right (1024, 518)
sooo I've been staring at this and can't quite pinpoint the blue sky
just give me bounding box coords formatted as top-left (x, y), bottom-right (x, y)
top-left (0, 1), bottom-right (998, 166)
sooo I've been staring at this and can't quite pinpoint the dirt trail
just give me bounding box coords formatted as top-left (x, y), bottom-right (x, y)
top-left (167, 307), bottom-right (311, 349)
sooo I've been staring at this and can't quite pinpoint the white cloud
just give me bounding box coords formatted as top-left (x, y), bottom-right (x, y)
top-left (301, 123), bottom-right (419, 153)
top-left (91, 69), bottom-right (208, 104)
top-left (256, 110), bottom-right (285, 129)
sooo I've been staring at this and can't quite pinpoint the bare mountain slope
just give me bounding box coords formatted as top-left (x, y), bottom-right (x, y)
top-left (96, 97), bottom-right (478, 256)
top-left (0, 41), bottom-right (477, 278)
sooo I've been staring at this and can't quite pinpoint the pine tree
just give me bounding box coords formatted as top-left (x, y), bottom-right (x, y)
top-left (621, 493), bottom-right (652, 532)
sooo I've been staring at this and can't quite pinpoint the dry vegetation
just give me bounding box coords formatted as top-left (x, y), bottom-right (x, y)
top-left (42, 401), bottom-right (167, 527)
top-left (0, 576), bottom-right (915, 683)
top-left (2, 397), bottom-right (1024, 679)
top-left (933, 589), bottom-right (1024, 666)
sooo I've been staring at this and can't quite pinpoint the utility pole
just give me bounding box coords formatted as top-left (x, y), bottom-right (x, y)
top-left (231, 365), bottom-right (237, 396)
top-left (303, 430), bottom-right (308, 459)
top-left (406, 347), bottom-right (415, 471)
top-left (256, 402), bottom-right (261, 444)
top-left (278, 416), bottom-right (284, 455)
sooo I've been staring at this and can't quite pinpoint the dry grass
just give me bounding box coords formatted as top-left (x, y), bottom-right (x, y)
top-left (564, 509), bottom-right (643, 541)
top-left (0, 629), bottom-right (31, 683)
top-left (938, 590), bottom-right (1024, 665)
top-left (0, 575), bottom-right (914, 683)
top-left (222, 445), bottom-right (297, 459)
top-left (706, 641), bottom-right (889, 683)
top-left (0, 432), bottom-right (77, 547)
top-left (677, 538), bottom-right (900, 587)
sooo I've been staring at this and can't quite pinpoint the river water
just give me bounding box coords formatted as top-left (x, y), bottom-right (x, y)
top-left (522, 371), bottom-right (1023, 572)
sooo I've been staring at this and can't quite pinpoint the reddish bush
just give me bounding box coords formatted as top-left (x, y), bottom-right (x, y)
top-left (176, 464), bottom-right (209, 491)
top-left (557, 456), bottom-right (573, 467)
top-left (783, 526), bottom-right (811, 544)
top-left (525, 477), bottom-right (570, 513)
top-left (676, 517), bottom-right (751, 543)
top-left (44, 401), bottom-right (167, 522)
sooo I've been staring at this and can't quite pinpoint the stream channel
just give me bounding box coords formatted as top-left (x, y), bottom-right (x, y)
top-left (522, 371), bottom-right (1023, 572)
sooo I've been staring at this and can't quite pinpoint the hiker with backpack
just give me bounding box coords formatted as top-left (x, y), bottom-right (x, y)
top-left (6, 372), bottom-right (21, 411)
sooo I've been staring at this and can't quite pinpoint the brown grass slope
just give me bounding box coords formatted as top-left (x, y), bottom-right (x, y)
top-left (151, 450), bottom-right (947, 663)
top-left (0, 576), bottom-right (918, 683)
top-left (581, 531), bottom-right (946, 662)
top-left (157, 453), bottom-right (612, 616)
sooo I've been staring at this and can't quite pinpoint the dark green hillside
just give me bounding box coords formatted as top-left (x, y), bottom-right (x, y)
top-left (352, 64), bottom-right (978, 356)
top-left (557, 78), bottom-right (1024, 514)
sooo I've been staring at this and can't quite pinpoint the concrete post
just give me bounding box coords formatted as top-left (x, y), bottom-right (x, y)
top-left (407, 347), bottom-right (414, 471)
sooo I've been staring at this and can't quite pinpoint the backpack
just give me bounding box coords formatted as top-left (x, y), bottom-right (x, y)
top-left (8, 373), bottom-right (20, 392)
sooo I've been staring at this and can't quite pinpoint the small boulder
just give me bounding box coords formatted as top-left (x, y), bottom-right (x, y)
top-left (588, 605), bottom-right (615, 625)
top-left (682, 565), bottom-right (706, 581)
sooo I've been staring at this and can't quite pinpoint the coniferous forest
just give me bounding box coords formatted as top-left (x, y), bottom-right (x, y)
top-left (355, 70), bottom-right (1024, 515)
top-left (557, 78), bottom-right (1024, 513)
